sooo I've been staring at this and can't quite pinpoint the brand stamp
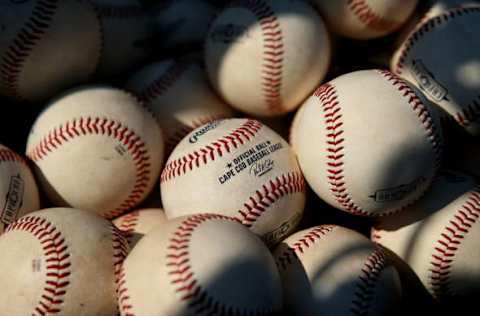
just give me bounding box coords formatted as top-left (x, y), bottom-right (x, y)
top-left (410, 59), bottom-right (448, 102)
top-left (370, 177), bottom-right (426, 202)
top-left (262, 212), bottom-right (303, 247)
top-left (189, 120), bottom-right (223, 143)
top-left (1, 174), bottom-right (24, 225)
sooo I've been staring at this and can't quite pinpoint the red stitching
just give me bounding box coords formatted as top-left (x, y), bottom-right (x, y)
top-left (0, 148), bottom-right (27, 165)
top-left (5, 216), bottom-right (71, 315)
top-left (27, 116), bottom-right (152, 219)
top-left (0, 0), bottom-right (58, 101)
top-left (165, 116), bottom-right (231, 153)
top-left (275, 225), bottom-right (335, 270)
top-left (116, 211), bottom-right (140, 246)
top-left (117, 264), bottom-right (135, 316)
top-left (136, 61), bottom-right (190, 105)
top-left (276, 226), bottom-right (388, 314)
top-left (316, 83), bottom-right (369, 216)
top-left (160, 119), bottom-right (263, 183)
top-left (378, 70), bottom-right (443, 171)
top-left (454, 96), bottom-right (480, 127)
top-left (318, 71), bottom-right (442, 217)
top-left (236, 172), bottom-right (305, 227)
top-left (393, 7), bottom-right (480, 128)
top-left (347, 0), bottom-right (400, 31)
top-left (93, 4), bottom-right (144, 18)
top-left (350, 248), bottom-right (388, 315)
top-left (371, 230), bottom-right (383, 243)
top-left (230, 0), bottom-right (284, 114)
top-left (394, 7), bottom-right (480, 75)
top-left (111, 223), bottom-right (130, 310)
top-left (165, 213), bottom-right (277, 316)
top-left (429, 187), bottom-right (480, 299)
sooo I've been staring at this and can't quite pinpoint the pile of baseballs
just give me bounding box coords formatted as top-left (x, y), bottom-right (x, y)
top-left (0, 0), bottom-right (479, 315)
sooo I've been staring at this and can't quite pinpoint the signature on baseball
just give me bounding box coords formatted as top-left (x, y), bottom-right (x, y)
top-left (250, 158), bottom-right (274, 177)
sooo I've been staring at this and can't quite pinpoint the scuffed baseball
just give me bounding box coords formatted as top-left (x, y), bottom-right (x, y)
top-left (160, 118), bottom-right (306, 246)
top-left (26, 86), bottom-right (164, 219)
top-left (0, 207), bottom-right (129, 315)
top-left (372, 171), bottom-right (480, 303)
top-left (294, 70), bottom-right (443, 217)
top-left (0, 144), bottom-right (40, 234)
top-left (311, 0), bottom-right (418, 40)
top-left (91, 0), bottom-right (154, 78)
top-left (274, 225), bottom-right (401, 315)
top-left (205, 0), bottom-right (331, 116)
top-left (126, 56), bottom-right (235, 153)
top-left (113, 208), bottom-right (167, 248)
top-left (118, 213), bottom-right (282, 316)
top-left (391, 7), bottom-right (480, 135)
top-left (0, 0), bottom-right (101, 102)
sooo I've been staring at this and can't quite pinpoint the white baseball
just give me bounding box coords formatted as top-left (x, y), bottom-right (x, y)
top-left (113, 208), bottom-right (167, 248)
top-left (152, 0), bottom-right (219, 51)
top-left (160, 118), bottom-right (306, 246)
top-left (0, 207), bottom-right (129, 315)
top-left (205, 0), bottom-right (331, 116)
top-left (0, 0), bottom-right (101, 102)
top-left (293, 70), bottom-right (443, 217)
top-left (91, 0), bottom-right (153, 78)
top-left (118, 213), bottom-right (282, 316)
top-left (391, 7), bottom-right (480, 135)
top-left (311, 0), bottom-right (418, 40)
top-left (372, 171), bottom-right (480, 302)
top-left (274, 225), bottom-right (401, 315)
top-left (26, 86), bottom-right (164, 219)
top-left (0, 144), bottom-right (40, 234)
top-left (393, 0), bottom-right (480, 50)
top-left (126, 56), bottom-right (235, 153)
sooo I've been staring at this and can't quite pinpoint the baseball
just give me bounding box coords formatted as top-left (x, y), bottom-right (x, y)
top-left (205, 0), bottom-right (331, 116)
top-left (0, 207), bottom-right (129, 315)
top-left (0, 144), bottom-right (40, 234)
top-left (91, 0), bottom-right (154, 78)
top-left (391, 7), bottom-right (480, 136)
top-left (113, 208), bottom-right (167, 248)
top-left (118, 213), bottom-right (282, 316)
top-left (0, 0), bottom-right (101, 102)
top-left (372, 171), bottom-right (480, 303)
top-left (311, 0), bottom-right (418, 40)
top-left (26, 86), bottom-right (164, 219)
top-left (293, 69), bottom-right (443, 217)
top-left (274, 225), bottom-right (401, 315)
top-left (160, 118), bottom-right (306, 246)
top-left (126, 55), bottom-right (235, 153)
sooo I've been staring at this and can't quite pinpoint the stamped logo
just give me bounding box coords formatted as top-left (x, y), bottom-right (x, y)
top-left (262, 212), bottom-right (303, 246)
top-left (369, 177), bottom-right (426, 202)
top-left (218, 140), bottom-right (284, 185)
top-left (1, 174), bottom-right (24, 225)
top-left (189, 120), bottom-right (223, 144)
top-left (210, 23), bottom-right (250, 44)
top-left (410, 59), bottom-right (448, 102)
